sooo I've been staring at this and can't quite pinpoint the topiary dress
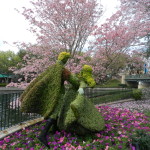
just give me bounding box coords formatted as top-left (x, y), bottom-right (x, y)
top-left (57, 68), bottom-right (105, 135)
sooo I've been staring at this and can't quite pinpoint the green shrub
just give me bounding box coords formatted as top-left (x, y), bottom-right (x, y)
top-left (0, 83), bottom-right (7, 87)
top-left (143, 110), bottom-right (150, 118)
top-left (118, 84), bottom-right (127, 88)
top-left (132, 89), bottom-right (142, 100)
top-left (130, 130), bottom-right (150, 150)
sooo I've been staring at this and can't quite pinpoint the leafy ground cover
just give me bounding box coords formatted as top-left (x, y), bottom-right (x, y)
top-left (0, 104), bottom-right (150, 150)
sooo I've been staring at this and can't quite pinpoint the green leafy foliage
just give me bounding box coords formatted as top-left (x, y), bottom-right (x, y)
top-left (132, 89), bottom-right (142, 100)
top-left (144, 110), bottom-right (150, 117)
top-left (0, 50), bottom-right (25, 74)
top-left (0, 83), bottom-right (7, 87)
top-left (130, 130), bottom-right (150, 150)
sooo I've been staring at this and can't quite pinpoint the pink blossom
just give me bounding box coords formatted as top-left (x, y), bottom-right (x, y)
top-left (105, 146), bottom-right (109, 150)
top-left (59, 137), bottom-right (65, 143)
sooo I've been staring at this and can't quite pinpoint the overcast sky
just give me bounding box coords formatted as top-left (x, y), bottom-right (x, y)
top-left (0, 0), bottom-right (119, 53)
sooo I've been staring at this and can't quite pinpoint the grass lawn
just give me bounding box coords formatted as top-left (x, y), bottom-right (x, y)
top-left (96, 79), bottom-right (122, 88)
top-left (0, 105), bottom-right (150, 150)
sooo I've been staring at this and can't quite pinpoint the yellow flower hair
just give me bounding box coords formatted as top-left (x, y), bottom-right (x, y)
top-left (80, 65), bottom-right (96, 87)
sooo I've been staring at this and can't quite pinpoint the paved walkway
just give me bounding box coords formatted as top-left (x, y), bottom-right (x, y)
top-left (109, 99), bottom-right (150, 113)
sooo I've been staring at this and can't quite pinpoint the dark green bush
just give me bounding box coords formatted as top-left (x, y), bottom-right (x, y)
top-left (132, 89), bottom-right (142, 100)
top-left (118, 84), bottom-right (127, 88)
top-left (130, 130), bottom-right (150, 150)
top-left (0, 83), bottom-right (7, 87)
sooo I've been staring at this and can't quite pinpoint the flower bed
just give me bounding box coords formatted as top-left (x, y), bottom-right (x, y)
top-left (0, 105), bottom-right (150, 150)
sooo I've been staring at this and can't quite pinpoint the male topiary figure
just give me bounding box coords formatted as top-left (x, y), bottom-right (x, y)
top-left (20, 52), bottom-right (105, 148)
top-left (20, 52), bottom-right (77, 148)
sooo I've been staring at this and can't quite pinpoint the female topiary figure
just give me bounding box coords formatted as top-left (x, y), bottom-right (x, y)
top-left (58, 65), bottom-right (105, 135)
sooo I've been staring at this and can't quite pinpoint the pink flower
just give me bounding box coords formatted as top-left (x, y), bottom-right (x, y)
top-left (10, 142), bottom-right (17, 146)
top-left (77, 145), bottom-right (83, 149)
top-left (59, 137), bottom-right (65, 142)
top-left (96, 133), bottom-right (101, 137)
top-left (105, 136), bottom-right (109, 140)
top-left (4, 138), bottom-right (10, 143)
top-left (105, 146), bottom-right (109, 150)
top-left (0, 144), bottom-right (7, 150)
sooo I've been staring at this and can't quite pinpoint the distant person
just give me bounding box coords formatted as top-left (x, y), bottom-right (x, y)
top-left (144, 64), bottom-right (148, 74)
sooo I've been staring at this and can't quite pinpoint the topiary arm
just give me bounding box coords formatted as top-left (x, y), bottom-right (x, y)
top-left (68, 73), bottom-right (80, 89)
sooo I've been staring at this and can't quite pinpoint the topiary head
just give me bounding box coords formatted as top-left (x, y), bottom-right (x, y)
top-left (80, 65), bottom-right (96, 87)
top-left (58, 52), bottom-right (70, 64)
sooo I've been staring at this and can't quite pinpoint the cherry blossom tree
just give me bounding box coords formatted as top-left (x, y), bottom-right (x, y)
top-left (8, 0), bottom-right (103, 88)
top-left (89, 19), bottom-right (138, 83)
top-left (9, 0), bottom-right (149, 87)
top-left (88, 0), bottom-right (149, 83)
top-left (126, 51), bottom-right (144, 75)
top-left (21, 0), bottom-right (102, 56)
top-left (119, 0), bottom-right (150, 73)
top-left (118, 0), bottom-right (150, 49)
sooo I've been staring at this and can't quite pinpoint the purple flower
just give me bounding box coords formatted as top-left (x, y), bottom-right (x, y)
top-left (0, 141), bottom-right (4, 145)
top-left (52, 141), bottom-right (57, 145)
top-left (4, 138), bottom-right (10, 143)
top-left (118, 145), bottom-right (122, 149)
top-left (105, 136), bottom-right (109, 140)
top-left (131, 146), bottom-right (136, 150)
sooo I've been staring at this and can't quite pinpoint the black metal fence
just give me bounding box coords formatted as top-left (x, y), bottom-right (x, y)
top-left (0, 88), bottom-right (133, 131)
top-left (0, 92), bottom-right (41, 131)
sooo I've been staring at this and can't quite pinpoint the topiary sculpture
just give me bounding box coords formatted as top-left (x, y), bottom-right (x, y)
top-left (58, 65), bottom-right (105, 135)
top-left (20, 58), bottom-right (105, 148)
top-left (20, 51), bottom-right (79, 148)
